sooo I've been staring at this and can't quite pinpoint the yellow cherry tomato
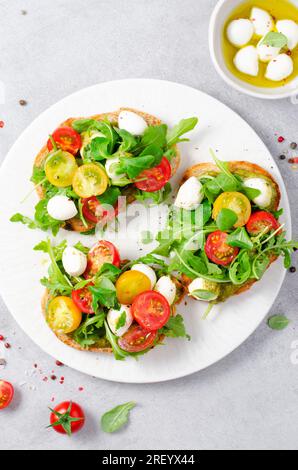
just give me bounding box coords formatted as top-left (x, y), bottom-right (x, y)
top-left (45, 150), bottom-right (78, 187)
top-left (212, 192), bottom-right (251, 227)
top-left (116, 270), bottom-right (151, 305)
top-left (72, 163), bottom-right (109, 198)
top-left (46, 296), bottom-right (82, 334)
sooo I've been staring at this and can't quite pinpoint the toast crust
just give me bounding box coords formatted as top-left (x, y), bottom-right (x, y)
top-left (180, 161), bottom-right (281, 301)
top-left (34, 108), bottom-right (180, 232)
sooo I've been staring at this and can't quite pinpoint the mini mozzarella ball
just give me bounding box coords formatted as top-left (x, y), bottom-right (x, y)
top-left (105, 157), bottom-right (125, 180)
top-left (244, 177), bottom-right (273, 208)
top-left (47, 195), bottom-right (78, 221)
top-left (234, 45), bottom-right (259, 76)
top-left (174, 176), bottom-right (203, 211)
top-left (62, 247), bottom-right (87, 277)
top-left (257, 39), bottom-right (280, 62)
top-left (155, 276), bottom-right (176, 305)
top-left (118, 111), bottom-right (148, 136)
top-left (250, 7), bottom-right (274, 37)
top-left (188, 278), bottom-right (220, 302)
top-left (265, 54), bottom-right (294, 81)
top-left (227, 19), bottom-right (254, 47)
top-left (277, 20), bottom-right (298, 50)
top-left (107, 305), bottom-right (133, 337)
top-left (131, 264), bottom-right (157, 288)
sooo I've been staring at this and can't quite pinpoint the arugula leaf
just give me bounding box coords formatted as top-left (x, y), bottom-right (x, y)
top-left (72, 119), bottom-right (96, 133)
top-left (117, 154), bottom-right (156, 179)
top-left (227, 227), bottom-right (253, 250)
top-left (10, 213), bottom-right (40, 230)
top-left (101, 401), bottom-right (136, 433)
top-left (267, 315), bottom-right (290, 330)
top-left (216, 208), bottom-right (237, 231)
top-left (83, 136), bottom-right (111, 161)
top-left (10, 198), bottom-right (62, 236)
top-left (73, 311), bottom-right (106, 347)
top-left (161, 314), bottom-right (190, 340)
top-left (166, 117), bottom-right (198, 147)
top-left (140, 230), bottom-right (154, 244)
top-left (229, 251), bottom-right (251, 285)
top-left (139, 124), bottom-right (167, 149)
top-left (97, 186), bottom-right (121, 206)
top-left (252, 253), bottom-right (270, 280)
top-left (116, 129), bottom-right (137, 152)
top-left (74, 241), bottom-right (89, 255)
top-left (34, 239), bottom-right (72, 295)
top-left (104, 321), bottom-right (128, 360)
top-left (89, 278), bottom-right (118, 310)
top-left (135, 182), bottom-right (171, 205)
top-left (261, 32), bottom-right (288, 48)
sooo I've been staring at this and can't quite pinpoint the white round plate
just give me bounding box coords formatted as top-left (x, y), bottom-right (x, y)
top-left (0, 79), bottom-right (291, 383)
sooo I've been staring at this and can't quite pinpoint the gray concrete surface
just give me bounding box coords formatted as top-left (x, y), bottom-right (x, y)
top-left (0, 0), bottom-right (298, 450)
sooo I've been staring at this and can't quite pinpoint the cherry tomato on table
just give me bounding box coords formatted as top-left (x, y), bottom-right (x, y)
top-left (82, 196), bottom-right (118, 224)
top-left (246, 211), bottom-right (280, 236)
top-left (0, 380), bottom-right (14, 410)
top-left (205, 230), bottom-right (239, 266)
top-left (72, 284), bottom-right (94, 314)
top-left (49, 401), bottom-right (85, 436)
top-left (134, 157), bottom-right (171, 192)
top-left (84, 241), bottom-right (120, 278)
top-left (116, 270), bottom-right (151, 305)
top-left (118, 324), bottom-right (158, 353)
top-left (131, 291), bottom-right (171, 331)
top-left (47, 127), bottom-right (82, 155)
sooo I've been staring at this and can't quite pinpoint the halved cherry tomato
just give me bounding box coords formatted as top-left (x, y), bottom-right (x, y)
top-left (0, 380), bottom-right (14, 410)
top-left (134, 157), bottom-right (171, 192)
top-left (72, 163), bottom-right (108, 198)
top-left (118, 324), bottom-right (158, 353)
top-left (82, 196), bottom-right (118, 224)
top-left (72, 285), bottom-right (94, 314)
top-left (246, 211), bottom-right (280, 236)
top-left (46, 296), bottom-right (82, 334)
top-left (116, 270), bottom-right (151, 305)
top-left (84, 241), bottom-right (120, 278)
top-left (213, 192), bottom-right (251, 227)
top-left (47, 127), bottom-right (82, 155)
top-left (49, 401), bottom-right (85, 435)
top-left (45, 150), bottom-right (78, 187)
top-left (205, 230), bottom-right (239, 266)
top-left (131, 291), bottom-right (171, 331)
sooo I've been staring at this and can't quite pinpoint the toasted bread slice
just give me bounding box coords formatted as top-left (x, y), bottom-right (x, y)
top-left (41, 276), bottom-right (186, 353)
top-left (180, 161), bottom-right (281, 302)
top-left (34, 108), bottom-right (181, 232)
top-left (182, 161), bottom-right (280, 211)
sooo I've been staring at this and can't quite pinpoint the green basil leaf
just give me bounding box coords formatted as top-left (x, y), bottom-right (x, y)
top-left (241, 187), bottom-right (261, 201)
top-left (191, 289), bottom-right (218, 301)
top-left (72, 119), bottom-right (96, 133)
top-left (101, 401), bottom-right (136, 433)
top-left (115, 311), bottom-right (127, 330)
top-left (267, 315), bottom-right (290, 330)
top-left (166, 117), bottom-right (198, 147)
top-left (216, 208), bottom-right (238, 231)
top-left (261, 32), bottom-right (288, 48)
top-left (97, 186), bottom-right (121, 206)
top-left (140, 124), bottom-right (167, 149)
top-left (117, 154), bottom-right (156, 179)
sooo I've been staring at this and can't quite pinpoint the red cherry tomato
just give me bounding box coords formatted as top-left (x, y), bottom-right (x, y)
top-left (246, 211), bottom-right (280, 236)
top-left (84, 240), bottom-right (120, 278)
top-left (131, 291), bottom-right (171, 331)
top-left (205, 230), bottom-right (239, 266)
top-left (82, 196), bottom-right (118, 224)
top-left (134, 157), bottom-right (171, 192)
top-left (0, 380), bottom-right (14, 410)
top-left (118, 324), bottom-right (158, 353)
top-left (47, 127), bottom-right (82, 155)
top-left (72, 284), bottom-right (94, 314)
top-left (49, 401), bottom-right (85, 435)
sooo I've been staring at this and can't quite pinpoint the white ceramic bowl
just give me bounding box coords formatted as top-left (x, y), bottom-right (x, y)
top-left (209, 0), bottom-right (298, 99)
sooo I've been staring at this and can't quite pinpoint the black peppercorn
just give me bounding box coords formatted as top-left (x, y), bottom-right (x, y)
top-left (289, 266), bottom-right (296, 273)
top-left (279, 155), bottom-right (286, 160)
